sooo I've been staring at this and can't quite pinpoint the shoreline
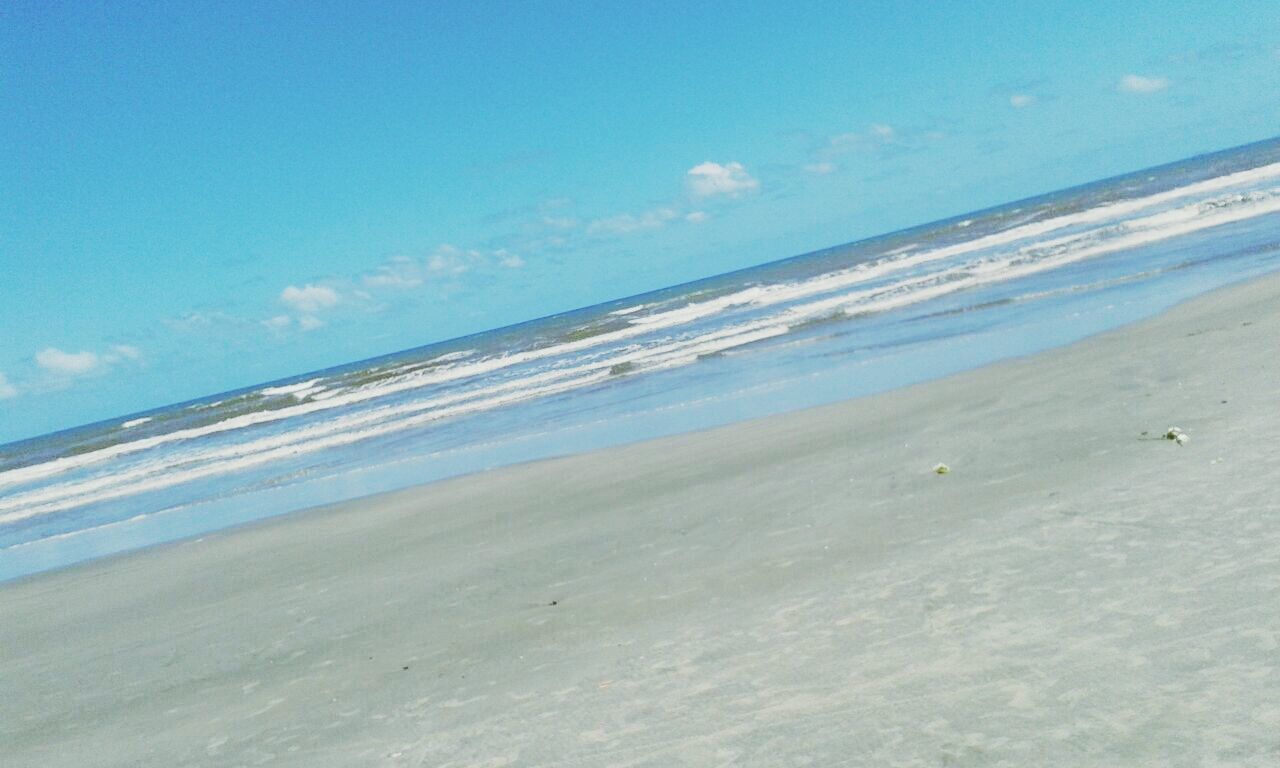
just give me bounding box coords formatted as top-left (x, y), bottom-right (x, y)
top-left (3, 264), bottom-right (1269, 588)
top-left (4, 269), bottom-right (1280, 765)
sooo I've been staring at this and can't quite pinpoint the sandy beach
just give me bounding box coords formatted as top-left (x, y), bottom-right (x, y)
top-left (3, 270), bottom-right (1279, 766)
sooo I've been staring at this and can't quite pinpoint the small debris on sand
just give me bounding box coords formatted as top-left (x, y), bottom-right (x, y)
top-left (1164, 426), bottom-right (1190, 445)
top-left (933, 463), bottom-right (951, 475)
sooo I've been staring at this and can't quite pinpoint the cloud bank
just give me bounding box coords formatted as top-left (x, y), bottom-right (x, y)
top-left (280, 284), bottom-right (341, 313)
top-left (588, 207), bottom-right (680, 235)
top-left (685, 161), bottom-right (760, 198)
top-left (35, 345), bottom-right (142, 378)
top-left (36, 348), bottom-right (103, 376)
top-left (1118, 74), bottom-right (1170, 94)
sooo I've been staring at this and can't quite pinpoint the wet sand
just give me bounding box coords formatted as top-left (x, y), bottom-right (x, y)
top-left (3, 272), bottom-right (1279, 766)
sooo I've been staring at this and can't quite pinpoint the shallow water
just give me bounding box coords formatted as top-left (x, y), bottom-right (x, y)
top-left (3, 138), bottom-right (1280, 581)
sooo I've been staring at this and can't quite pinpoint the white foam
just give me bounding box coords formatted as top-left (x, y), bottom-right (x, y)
top-left (260, 379), bottom-right (323, 397)
top-left (799, 189), bottom-right (1280, 321)
top-left (4, 167), bottom-right (1278, 498)
top-left (289, 386), bottom-right (326, 401)
top-left (0, 371), bottom-right (615, 524)
top-left (9, 173), bottom-right (1263, 520)
top-left (0, 323), bottom-right (791, 517)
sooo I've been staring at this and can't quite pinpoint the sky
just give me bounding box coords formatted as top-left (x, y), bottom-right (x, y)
top-left (2, 1), bottom-right (1279, 443)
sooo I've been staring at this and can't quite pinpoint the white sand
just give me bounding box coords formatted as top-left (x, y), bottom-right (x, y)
top-left (3, 273), bottom-right (1280, 766)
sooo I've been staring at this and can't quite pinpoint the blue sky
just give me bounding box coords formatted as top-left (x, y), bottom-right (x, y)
top-left (2, 1), bottom-right (1279, 442)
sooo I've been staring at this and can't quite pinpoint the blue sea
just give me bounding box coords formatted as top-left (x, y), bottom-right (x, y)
top-left (4, 138), bottom-right (1280, 582)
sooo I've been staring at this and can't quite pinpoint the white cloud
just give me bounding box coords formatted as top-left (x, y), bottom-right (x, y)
top-left (1009, 94), bottom-right (1035, 108)
top-left (685, 161), bottom-right (760, 198)
top-left (1118, 74), bottom-right (1170, 94)
top-left (496, 250), bottom-right (525, 268)
top-left (357, 245), bottom-right (527, 295)
top-left (362, 254), bottom-right (426, 288)
top-left (541, 216), bottom-right (579, 230)
top-left (589, 207), bottom-right (680, 235)
top-left (827, 123), bottom-right (899, 153)
top-left (363, 272), bottom-right (424, 289)
top-left (165, 310), bottom-right (247, 332)
top-left (826, 132), bottom-right (861, 150)
top-left (685, 210), bottom-right (709, 223)
top-left (0, 372), bottom-right (17, 399)
top-left (33, 344), bottom-right (144, 379)
top-left (869, 123), bottom-right (895, 140)
top-left (280, 284), bottom-right (340, 313)
top-left (803, 162), bottom-right (837, 175)
top-left (36, 348), bottom-right (101, 376)
top-left (426, 245), bottom-right (473, 275)
top-left (262, 314), bottom-right (321, 332)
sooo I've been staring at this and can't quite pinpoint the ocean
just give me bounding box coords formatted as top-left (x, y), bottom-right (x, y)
top-left (4, 137), bottom-right (1280, 581)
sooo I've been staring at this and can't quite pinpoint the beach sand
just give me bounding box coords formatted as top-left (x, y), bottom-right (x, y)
top-left (3, 272), bottom-right (1279, 766)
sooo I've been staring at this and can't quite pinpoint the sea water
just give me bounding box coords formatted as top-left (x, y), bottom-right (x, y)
top-left (4, 138), bottom-right (1280, 581)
